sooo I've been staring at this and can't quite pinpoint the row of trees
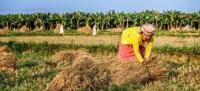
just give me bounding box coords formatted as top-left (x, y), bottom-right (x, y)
top-left (0, 10), bottom-right (200, 31)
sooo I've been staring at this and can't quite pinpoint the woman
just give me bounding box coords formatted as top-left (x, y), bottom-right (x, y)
top-left (118, 23), bottom-right (155, 64)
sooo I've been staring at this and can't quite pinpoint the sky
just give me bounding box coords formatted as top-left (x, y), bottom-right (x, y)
top-left (0, 0), bottom-right (200, 14)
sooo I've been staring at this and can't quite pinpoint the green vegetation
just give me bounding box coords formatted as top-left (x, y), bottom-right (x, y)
top-left (0, 30), bottom-right (121, 37)
top-left (155, 31), bottom-right (200, 37)
top-left (1, 30), bottom-right (200, 38)
top-left (0, 41), bottom-right (200, 55)
top-left (0, 41), bottom-right (199, 91)
top-left (0, 53), bottom-right (58, 91)
top-left (154, 44), bottom-right (200, 55)
top-left (0, 10), bottom-right (200, 31)
top-left (0, 41), bottom-right (117, 55)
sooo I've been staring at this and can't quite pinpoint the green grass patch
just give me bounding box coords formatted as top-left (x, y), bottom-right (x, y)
top-left (1, 41), bottom-right (200, 55)
top-left (0, 41), bottom-right (200, 91)
top-left (1, 30), bottom-right (200, 37)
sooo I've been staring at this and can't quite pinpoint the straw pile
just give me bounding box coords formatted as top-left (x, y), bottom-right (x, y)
top-left (0, 46), bottom-right (10, 53)
top-left (147, 59), bottom-right (169, 80)
top-left (77, 24), bottom-right (91, 34)
top-left (0, 46), bottom-right (17, 71)
top-left (54, 24), bottom-right (60, 33)
top-left (108, 61), bottom-right (149, 84)
top-left (0, 27), bottom-right (10, 34)
top-left (34, 26), bottom-right (44, 32)
top-left (51, 50), bottom-right (78, 62)
top-left (19, 26), bottom-right (29, 32)
top-left (108, 58), bottom-right (169, 84)
top-left (45, 57), bottom-right (111, 91)
top-left (46, 50), bottom-right (169, 90)
top-left (51, 49), bottom-right (90, 63)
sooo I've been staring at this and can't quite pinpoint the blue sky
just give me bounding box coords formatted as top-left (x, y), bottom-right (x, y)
top-left (0, 0), bottom-right (200, 14)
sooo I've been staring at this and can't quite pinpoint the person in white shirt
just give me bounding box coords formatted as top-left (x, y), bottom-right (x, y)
top-left (92, 25), bottom-right (97, 36)
top-left (60, 24), bottom-right (64, 35)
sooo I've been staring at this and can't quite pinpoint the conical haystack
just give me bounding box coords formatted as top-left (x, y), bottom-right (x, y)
top-left (77, 24), bottom-right (91, 34)
top-left (0, 27), bottom-right (10, 34)
top-left (19, 26), bottom-right (29, 32)
top-left (54, 24), bottom-right (60, 33)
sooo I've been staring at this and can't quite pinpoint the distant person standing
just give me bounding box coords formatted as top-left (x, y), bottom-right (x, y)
top-left (60, 24), bottom-right (64, 35)
top-left (193, 19), bottom-right (199, 30)
top-left (92, 25), bottom-right (97, 36)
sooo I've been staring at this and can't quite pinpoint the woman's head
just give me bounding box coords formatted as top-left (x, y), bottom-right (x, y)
top-left (140, 23), bottom-right (155, 41)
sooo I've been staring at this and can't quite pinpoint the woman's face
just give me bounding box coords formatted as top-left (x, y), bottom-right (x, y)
top-left (142, 32), bottom-right (153, 41)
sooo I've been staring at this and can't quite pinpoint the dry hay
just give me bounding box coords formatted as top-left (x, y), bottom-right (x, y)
top-left (182, 25), bottom-right (192, 31)
top-left (0, 53), bottom-right (17, 70)
top-left (45, 57), bottom-right (111, 91)
top-left (0, 27), bottom-right (10, 34)
top-left (74, 49), bottom-right (92, 63)
top-left (146, 59), bottom-right (169, 80)
top-left (177, 62), bottom-right (200, 89)
top-left (19, 26), bottom-right (29, 32)
top-left (33, 26), bottom-right (45, 32)
top-left (108, 28), bottom-right (123, 32)
top-left (47, 51), bottom-right (169, 90)
top-left (108, 61), bottom-right (150, 84)
top-left (108, 58), bottom-right (169, 84)
top-left (77, 24), bottom-right (91, 34)
top-left (0, 46), bottom-right (10, 53)
top-left (0, 46), bottom-right (17, 71)
top-left (51, 50), bottom-right (78, 63)
top-left (54, 24), bottom-right (60, 33)
top-left (51, 49), bottom-right (90, 63)
top-left (94, 55), bottom-right (169, 84)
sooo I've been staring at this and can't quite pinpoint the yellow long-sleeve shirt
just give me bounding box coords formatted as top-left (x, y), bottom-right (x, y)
top-left (121, 27), bottom-right (154, 63)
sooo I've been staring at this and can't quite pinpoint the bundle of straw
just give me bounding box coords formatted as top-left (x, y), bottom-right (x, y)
top-left (0, 46), bottom-right (17, 71)
top-left (45, 57), bottom-right (111, 91)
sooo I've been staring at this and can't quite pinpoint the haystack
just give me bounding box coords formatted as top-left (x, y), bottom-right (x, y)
top-left (34, 26), bottom-right (44, 32)
top-left (33, 26), bottom-right (40, 32)
top-left (19, 26), bottom-right (29, 32)
top-left (0, 46), bottom-right (17, 71)
top-left (51, 49), bottom-right (91, 63)
top-left (51, 50), bottom-right (78, 63)
top-left (54, 24), bottom-right (60, 33)
top-left (0, 27), bottom-right (10, 34)
top-left (0, 46), bottom-right (10, 53)
top-left (77, 24), bottom-right (91, 34)
top-left (45, 58), bottom-right (111, 91)
top-left (182, 25), bottom-right (192, 31)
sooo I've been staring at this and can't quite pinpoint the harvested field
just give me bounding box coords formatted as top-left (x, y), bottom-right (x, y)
top-left (1, 36), bottom-right (200, 47)
top-left (1, 6), bottom-right (200, 91)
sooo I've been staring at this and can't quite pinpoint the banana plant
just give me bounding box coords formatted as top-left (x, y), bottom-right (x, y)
top-left (0, 10), bottom-right (200, 31)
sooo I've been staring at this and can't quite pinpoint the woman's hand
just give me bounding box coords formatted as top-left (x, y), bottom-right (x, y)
top-left (142, 59), bottom-right (150, 65)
